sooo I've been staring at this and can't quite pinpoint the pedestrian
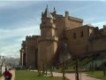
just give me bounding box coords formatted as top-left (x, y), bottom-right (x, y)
top-left (3, 68), bottom-right (12, 80)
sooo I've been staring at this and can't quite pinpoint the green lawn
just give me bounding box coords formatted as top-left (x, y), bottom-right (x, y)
top-left (87, 71), bottom-right (106, 80)
top-left (0, 73), bottom-right (2, 77)
top-left (16, 70), bottom-right (63, 80)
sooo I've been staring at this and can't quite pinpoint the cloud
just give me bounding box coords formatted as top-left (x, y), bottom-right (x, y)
top-left (0, 1), bottom-right (41, 58)
top-left (92, 21), bottom-right (106, 28)
top-left (0, 23), bottom-right (40, 58)
top-left (0, 24), bottom-right (40, 40)
top-left (0, 2), bottom-right (42, 29)
top-left (0, 43), bottom-right (20, 57)
top-left (0, 1), bottom-right (40, 9)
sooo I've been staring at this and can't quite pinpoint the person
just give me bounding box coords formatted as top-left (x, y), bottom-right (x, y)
top-left (3, 68), bottom-right (12, 80)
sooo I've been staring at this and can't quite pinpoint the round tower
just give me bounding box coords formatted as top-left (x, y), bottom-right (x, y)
top-left (38, 6), bottom-right (58, 71)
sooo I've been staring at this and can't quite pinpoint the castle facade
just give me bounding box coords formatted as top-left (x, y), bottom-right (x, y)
top-left (20, 7), bottom-right (106, 69)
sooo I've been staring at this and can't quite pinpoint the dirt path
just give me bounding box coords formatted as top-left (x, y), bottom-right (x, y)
top-left (0, 70), bottom-right (15, 80)
top-left (32, 70), bottom-right (101, 80)
top-left (52, 72), bottom-right (101, 80)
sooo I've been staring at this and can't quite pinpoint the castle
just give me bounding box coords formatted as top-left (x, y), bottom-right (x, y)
top-left (20, 7), bottom-right (106, 69)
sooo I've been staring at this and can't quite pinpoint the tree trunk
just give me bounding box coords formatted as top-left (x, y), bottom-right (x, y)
top-left (75, 57), bottom-right (79, 80)
top-left (62, 62), bottom-right (65, 80)
top-left (50, 66), bottom-right (53, 77)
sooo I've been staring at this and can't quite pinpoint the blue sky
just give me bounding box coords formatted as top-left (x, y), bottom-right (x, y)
top-left (0, 0), bottom-right (106, 58)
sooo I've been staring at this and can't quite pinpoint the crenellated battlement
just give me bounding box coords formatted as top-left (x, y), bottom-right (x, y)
top-left (26, 35), bottom-right (40, 40)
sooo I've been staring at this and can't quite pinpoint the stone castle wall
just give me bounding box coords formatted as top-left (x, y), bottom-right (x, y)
top-left (20, 7), bottom-right (106, 69)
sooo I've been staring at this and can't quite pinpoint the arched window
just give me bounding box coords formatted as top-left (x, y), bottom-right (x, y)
top-left (81, 31), bottom-right (84, 37)
top-left (73, 33), bottom-right (76, 39)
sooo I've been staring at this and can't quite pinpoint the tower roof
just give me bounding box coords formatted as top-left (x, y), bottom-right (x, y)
top-left (53, 7), bottom-right (56, 14)
top-left (43, 5), bottom-right (53, 19)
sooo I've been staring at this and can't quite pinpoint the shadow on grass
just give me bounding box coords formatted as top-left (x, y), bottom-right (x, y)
top-left (16, 70), bottom-right (63, 80)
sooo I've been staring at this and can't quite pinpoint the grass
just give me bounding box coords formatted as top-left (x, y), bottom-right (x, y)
top-left (16, 70), bottom-right (63, 80)
top-left (87, 71), bottom-right (106, 80)
top-left (0, 73), bottom-right (2, 77)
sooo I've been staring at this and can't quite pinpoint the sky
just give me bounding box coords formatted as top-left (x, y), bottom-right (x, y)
top-left (0, 0), bottom-right (106, 58)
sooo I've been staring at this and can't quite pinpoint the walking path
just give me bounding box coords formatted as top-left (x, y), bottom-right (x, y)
top-left (32, 70), bottom-right (101, 80)
top-left (52, 72), bottom-right (101, 80)
top-left (0, 70), bottom-right (15, 80)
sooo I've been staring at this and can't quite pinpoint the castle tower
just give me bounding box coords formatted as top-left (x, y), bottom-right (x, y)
top-left (38, 6), bottom-right (58, 70)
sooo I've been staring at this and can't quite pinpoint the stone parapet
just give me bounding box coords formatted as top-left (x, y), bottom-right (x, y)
top-left (38, 36), bottom-right (58, 42)
top-left (68, 16), bottom-right (83, 23)
top-left (40, 23), bottom-right (56, 29)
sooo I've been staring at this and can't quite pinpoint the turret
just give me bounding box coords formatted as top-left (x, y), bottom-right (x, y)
top-left (38, 6), bottom-right (58, 71)
top-left (65, 11), bottom-right (69, 18)
top-left (42, 5), bottom-right (53, 18)
top-left (40, 6), bottom-right (56, 37)
top-left (53, 7), bottom-right (56, 14)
